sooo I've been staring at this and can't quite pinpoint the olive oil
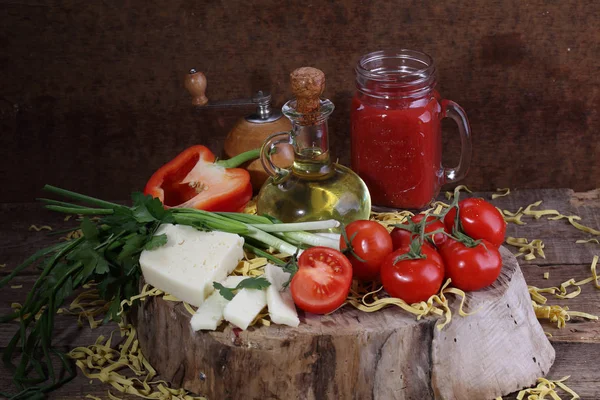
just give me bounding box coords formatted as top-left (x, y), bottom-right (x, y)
top-left (258, 158), bottom-right (371, 227)
top-left (256, 67), bottom-right (371, 229)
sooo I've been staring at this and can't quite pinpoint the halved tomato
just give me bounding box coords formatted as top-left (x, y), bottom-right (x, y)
top-left (290, 247), bottom-right (353, 314)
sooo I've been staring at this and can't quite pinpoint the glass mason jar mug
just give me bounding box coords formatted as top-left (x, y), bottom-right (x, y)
top-left (351, 50), bottom-right (472, 209)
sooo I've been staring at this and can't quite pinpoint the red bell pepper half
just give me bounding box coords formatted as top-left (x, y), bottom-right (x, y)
top-left (144, 145), bottom-right (259, 212)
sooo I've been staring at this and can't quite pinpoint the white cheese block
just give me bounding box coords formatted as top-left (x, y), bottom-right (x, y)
top-left (190, 275), bottom-right (246, 331)
top-left (139, 224), bottom-right (244, 307)
top-left (264, 263), bottom-right (300, 327)
top-left (223, 285), bottom-right (267, 330)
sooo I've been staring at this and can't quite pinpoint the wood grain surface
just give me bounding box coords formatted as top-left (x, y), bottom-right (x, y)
top-left (0, 189), bottom-right (599, 399)
top-left (1, 1), bottom-right (599, 202)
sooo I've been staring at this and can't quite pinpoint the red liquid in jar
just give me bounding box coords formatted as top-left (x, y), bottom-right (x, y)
top-left (351, 91), bottom-right (443, 209)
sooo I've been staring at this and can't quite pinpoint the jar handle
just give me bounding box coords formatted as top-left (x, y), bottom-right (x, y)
top-left (260, 131), bottom-right (293, 183)
top-left (441, 100), bottom-right (472, 183)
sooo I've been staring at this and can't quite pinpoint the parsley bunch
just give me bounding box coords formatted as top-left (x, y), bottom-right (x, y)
top-left (0, 188), bottom-right (172, 399)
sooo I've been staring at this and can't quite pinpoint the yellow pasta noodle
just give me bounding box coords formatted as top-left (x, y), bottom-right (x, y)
top-left (29, 224), bottom-right (53, 232)
top-left (576, 238), bottom-right (599, 244)
top-left (515, 376), bottom-right (579, 400)
top-left (445, 184), bottom-right (472, 200)
top-left (501, 207), bottom-right (527, 225)
top-left (69, 322), bottom-right (206, 400)
top-left (346, 279), bottom-right (475, 330)
top-left (492, 188), bottom-right (511, 199)
top-left (506, 237), bottom-right (546, 260)
top-left (528, 256), bottom-right (600, 328)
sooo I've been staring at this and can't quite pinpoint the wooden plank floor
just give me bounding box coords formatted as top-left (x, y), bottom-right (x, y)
top-left (0, 189), bottom-right (599, 399)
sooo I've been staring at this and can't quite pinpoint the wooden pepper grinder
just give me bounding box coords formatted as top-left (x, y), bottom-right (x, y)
top-left (184, 69), bottom-right (292, 192)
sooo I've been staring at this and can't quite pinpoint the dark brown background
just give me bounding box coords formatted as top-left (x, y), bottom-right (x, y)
top-left (1, 0), bottom-right (599, 202)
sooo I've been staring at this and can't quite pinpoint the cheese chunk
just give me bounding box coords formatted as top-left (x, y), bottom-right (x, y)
top-left (190, 275), bottom-right (246, 331)
top-left (223, 285), bottom-right (267, 330)
top-left (265, 263), bottom-right (299, 327)
top-left (139, 224), bottom-right (244, 307)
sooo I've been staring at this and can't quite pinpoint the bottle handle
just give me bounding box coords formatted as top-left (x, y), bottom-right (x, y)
top-left (441, 100), bottom-right (472, 183)
top-left (260, 131), bottom-right (293, 183)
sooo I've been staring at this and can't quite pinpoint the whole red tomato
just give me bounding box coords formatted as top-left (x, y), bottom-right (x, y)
top-left (444, 198), bottom-right (506, 247)
top-left (393, 241), bottom-right (444, 267)
top-left (380, 246), bottom-right (445, 304)
top-left (411, 214), bottom-right (447, 248)
top-left (439, 239), bottom-right (503, 291)
top-left (391, 215), bottom-right (446, 250)
top-left (390, 226), bottom-right (414, 250)
top-left (290, 247), bottom-right (353, 314)
top-left (339, 220), bottom-right (393, 281)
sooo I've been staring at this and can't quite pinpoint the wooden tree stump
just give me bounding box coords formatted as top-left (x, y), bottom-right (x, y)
top-left (134, 247), bottom-right (554, 400)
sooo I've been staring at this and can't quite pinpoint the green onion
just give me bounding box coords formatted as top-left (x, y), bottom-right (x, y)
top-left (243, 244), bottom-right (286, 266)
top-left (245, 226), bottom-right (299, 255)
top-left (170, 210), bottom-right (339, 253)
top-left (282, 231), bottom-right (339, 249)
top-left (36, 198), bottom-right (89, 209)
top-left (172, 211), bottom-right (248, 235)
top-left (44, 205), bottom-right (114, 215)
top-left (216, 212), bottom-right (273, 225)
top-left (250, 219), bottom-right (340, 232)
top-left (43, 185), bottom-right (124, 209)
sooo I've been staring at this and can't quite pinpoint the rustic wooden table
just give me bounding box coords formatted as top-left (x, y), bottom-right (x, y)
top-left (0, 188), bottom-right (599, 399)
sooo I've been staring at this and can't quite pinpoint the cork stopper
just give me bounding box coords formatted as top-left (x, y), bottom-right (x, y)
top-left (290, 67), bottom-right (325, 114)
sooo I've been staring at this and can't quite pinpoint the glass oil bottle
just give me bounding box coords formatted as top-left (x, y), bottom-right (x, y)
top-left (256, 67), bottom-right (371, 229)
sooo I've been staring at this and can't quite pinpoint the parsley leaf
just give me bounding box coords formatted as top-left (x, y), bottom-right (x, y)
top-left (54, 276), bottom-right (73, 308)
top-left (80, 217), bottom-right (98, 240)
top-left (213, 277), bottom-right (271, 300)
top-left (95, 256), bottom-right (110, 274)
top-left (281, 253), bottom-right (299, 288)
top-left (213, 282), bottom-right (234, 300)
top-left (144, 233), bottom-right (167, 250)
top-left (118, 234), bottom-right (146, 260)
top-left (131, 192), bottom-right (167, 223)
top-left (236, 277), bottom-right (270, 291)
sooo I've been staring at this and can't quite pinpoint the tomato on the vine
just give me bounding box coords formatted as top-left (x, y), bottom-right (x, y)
top-left (290, 247), bottom-right (353, 314)
top-left (393, 241), bottom-right (444, 267)
top-left (390, 226), bottom-right (414, 250)
top-left (444, 198), bottom-right (506, 247)
top-left (411, 214), bottom-right (447, 248)
top-left (391, 214), bottom-right (447, 250)
top-left (339, 220), bottom-right (393, 281)
top-left (380, 244), bottom-right (445, 304)
top-left (438, 239), bottom-right (502, 291)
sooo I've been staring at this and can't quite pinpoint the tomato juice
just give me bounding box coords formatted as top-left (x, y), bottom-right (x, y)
top-left (351, 91), bottom-right (443, 209)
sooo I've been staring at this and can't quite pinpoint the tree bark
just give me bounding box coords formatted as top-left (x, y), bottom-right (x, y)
top-left (135, 247), bottom-right (554, 400)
